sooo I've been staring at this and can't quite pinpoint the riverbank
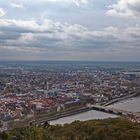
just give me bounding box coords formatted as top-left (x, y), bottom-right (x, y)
top-left (108, 95), bottom-right (140, 112)
top-left (3, 93), bottom-right (140, 130)
top-left (4, 118), bottom-right (140, 140)
top-left (103, 93), bottom-right (138, 106)
top-left (51, 94), bottom-right (140, 125)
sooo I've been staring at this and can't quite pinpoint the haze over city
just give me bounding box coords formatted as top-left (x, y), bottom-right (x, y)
top-left (0, 0), bottom-right (140, 61)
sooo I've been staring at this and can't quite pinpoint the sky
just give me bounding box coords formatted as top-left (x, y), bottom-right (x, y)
top-left (0, 0), bottom-right (140, 61)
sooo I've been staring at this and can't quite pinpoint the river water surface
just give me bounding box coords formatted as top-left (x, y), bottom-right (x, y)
top-left (108, 96), bottom-right (140, 112)
top-left (50, 96), bottom-right (140, 125)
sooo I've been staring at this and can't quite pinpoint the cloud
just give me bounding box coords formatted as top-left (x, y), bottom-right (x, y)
top-left (0, 8), bottom-right (5, 17)
top-left (0, 0), bottom-right (139, 61)
top-left (107, 0), bottom-right (140, 18)
top-left (0, 18), bottom-right (140, 60)
top-left (44, 0), bottom-right (88, 6)
top-left (10, 3), bottom-right (24, 9)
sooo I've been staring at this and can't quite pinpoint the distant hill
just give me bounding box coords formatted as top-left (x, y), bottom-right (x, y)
top-left (1, 117), bottom-right (140, 140)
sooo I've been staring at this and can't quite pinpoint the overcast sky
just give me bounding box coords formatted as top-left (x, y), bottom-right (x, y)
top-left (0, 0), bottom-right (140, 61)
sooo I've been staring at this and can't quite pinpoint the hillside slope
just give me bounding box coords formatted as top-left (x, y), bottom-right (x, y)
top-left (1, 117), bottom-right (140, 140)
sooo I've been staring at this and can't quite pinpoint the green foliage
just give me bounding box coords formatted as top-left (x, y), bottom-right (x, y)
top-left (0, 118), bottom-right (140, 140)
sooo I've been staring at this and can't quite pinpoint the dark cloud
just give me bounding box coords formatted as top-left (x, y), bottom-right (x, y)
top-left (0, 19), bottom-right (140, 58)
top-left (0, 0), bottom-right (140, 60)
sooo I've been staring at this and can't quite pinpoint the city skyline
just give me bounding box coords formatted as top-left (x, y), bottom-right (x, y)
top-left (0, 0), bottom-right (140, 61)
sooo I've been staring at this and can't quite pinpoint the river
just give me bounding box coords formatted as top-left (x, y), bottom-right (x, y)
top-left (50, 96), bottom-right (140, 125)
top-left (50, 110), bottom-right (118, 125)
top-left (108, 96), bottom-right (140, 112)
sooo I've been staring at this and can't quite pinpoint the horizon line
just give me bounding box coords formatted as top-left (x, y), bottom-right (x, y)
top-left (0, 60), bottom-right (140, 63)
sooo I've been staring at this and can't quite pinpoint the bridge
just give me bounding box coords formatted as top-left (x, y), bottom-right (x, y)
top-left (87, 104), bottom-right (140, 123)
top-left (35, 104), bottom-right (140, 125)
top-left (3, 104), bottom-right (140, 131)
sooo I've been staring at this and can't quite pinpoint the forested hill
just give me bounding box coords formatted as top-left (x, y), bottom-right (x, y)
top-left (1, 118), bottom-right (140, 140)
